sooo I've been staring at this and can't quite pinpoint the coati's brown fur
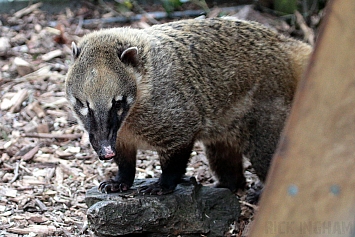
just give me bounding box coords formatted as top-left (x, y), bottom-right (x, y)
top-left (65, 18), bottom-right (312, 194)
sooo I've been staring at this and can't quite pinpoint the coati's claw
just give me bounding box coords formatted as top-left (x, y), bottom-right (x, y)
top-left (98, 180), bottom-right (117, 193)
top-left (119, 183), bottom-right (130, 192)
top-left (138, 182), bottom-right (174, 195)
top-left (98, 180), bottom-right (130, 193)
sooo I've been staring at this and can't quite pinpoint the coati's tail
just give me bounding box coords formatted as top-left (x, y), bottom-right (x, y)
top-left (284, 41), bottom-right (313, 81)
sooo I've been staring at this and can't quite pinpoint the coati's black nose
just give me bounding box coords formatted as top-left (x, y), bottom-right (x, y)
top-left (98, 145), bottom-right (116, 160)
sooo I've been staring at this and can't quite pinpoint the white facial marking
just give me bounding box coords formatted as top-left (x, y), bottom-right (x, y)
top-left (127, 96), bottom-right (133, 105)
top-left (87, 99), bottom-right (95, 110)
top-left (69, 95), bottom-right (76, 106)
top-left (115, 95), bottom-right (123, 101)
top-left (80, 107), bottom-right (88, 116)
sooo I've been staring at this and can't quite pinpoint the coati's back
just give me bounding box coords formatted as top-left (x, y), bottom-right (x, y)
top-left (138, 18), bottom-right (312, 139)
top-left (66, 18), bottom-right (312, 194)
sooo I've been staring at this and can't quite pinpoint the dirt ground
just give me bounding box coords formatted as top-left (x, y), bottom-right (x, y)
top-left (0, 1), bottom-right (323, 236)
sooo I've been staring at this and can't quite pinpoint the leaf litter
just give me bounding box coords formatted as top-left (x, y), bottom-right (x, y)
top-left (0, 1), bottom-right (322, 236)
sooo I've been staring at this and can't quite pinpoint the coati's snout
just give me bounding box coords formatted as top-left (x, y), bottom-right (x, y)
top-left (101, 145), bottom-right (116, 159)
top-left (84, 97), bottom-right (132, 161)
top-left (83, 116), bottom-right (118, 161)
top-left (92, 139), bottom-right (116, 160)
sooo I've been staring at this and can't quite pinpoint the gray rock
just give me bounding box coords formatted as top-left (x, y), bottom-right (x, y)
top-left (85, 178), bottom-right (240, 237)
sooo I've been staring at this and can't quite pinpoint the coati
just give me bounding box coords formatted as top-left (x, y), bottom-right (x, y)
top-left (65, 18), bottom-right (312, 194)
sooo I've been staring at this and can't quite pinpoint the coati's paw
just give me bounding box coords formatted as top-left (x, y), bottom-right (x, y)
top-left (138, 182), bottom-right (174, 195)
top-left (215, 177), bottom-right (247, 192)
top-left (245, 182), bottom-right (264, 204)
top-left (98, 180), bottom-right (131, 193)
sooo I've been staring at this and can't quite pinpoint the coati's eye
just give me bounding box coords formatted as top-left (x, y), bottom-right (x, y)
top-left (112, 98), bottom-right (124, 116)
top-left (74, 98), bottom-right (89, 116)
top-left (75, 98), bottom-right (84, 107)
top-left (112, 95), bottom-right (129, 118)
top-left (112, 98), bottom-right (122, 107)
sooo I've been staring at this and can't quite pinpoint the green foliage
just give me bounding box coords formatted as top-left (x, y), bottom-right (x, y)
top-left (115, 0), bottom-right (134, 13)
top-left (160, 0), bottom-right (209, 14)
top-left (190, 0), bottom-right (209, 13)
top-left (0, 129), bottom-right (9, 141)
top-left (161, 0), bottom-right (183, 14)
top-left (274, 0), bottom-right (297, 14)
top-left (113, 0), bottom-right (211, 15)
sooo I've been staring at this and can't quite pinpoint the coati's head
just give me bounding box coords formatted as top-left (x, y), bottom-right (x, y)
top-left (65, 31), bottom-right (140, 160)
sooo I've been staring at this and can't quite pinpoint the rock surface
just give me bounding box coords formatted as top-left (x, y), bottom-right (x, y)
top-left (85, 178), bottom-right (240, 237)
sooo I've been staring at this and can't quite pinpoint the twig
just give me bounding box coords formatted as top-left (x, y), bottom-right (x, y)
top-left (239, 200), bottom-right (259, 210)
top-left (9, 161), bottom-right (20, 184)
top-left (13, 66), bottom-right (52, 83)
top-left (23, 133), bottom-right (82, 140)
top-left (131, 0), bottom-right (160, 25)
top-left (19, 164), bottom-right (31, 174)
top-left (99, 0), bottom-right (122, 16)
top-left (3, 163), bottom-right (15, 170)
top-left (35, 198), bottom-right (48, 211)
top-left (22, 145), bottom-right (40, 161)
top-left (14, 2), bottom-right (43, 18)
top-left (41, 49), bottom-right (62, 61)
top-left (9, 89), bottom-right (28, 113)
top-left (295, 10), bottom-right (315, 45)
top-left (190, 0), bottom-right (210, 14)
top-left (75, 16), bottom-right (84, 35)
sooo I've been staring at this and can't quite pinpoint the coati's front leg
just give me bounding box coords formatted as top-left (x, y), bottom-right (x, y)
top-left (140, 143), bottom-right (194, 195)
top-left (204, 141), bottom-right (246, 192)
top-left (99, 143), bottom-right (137, 193)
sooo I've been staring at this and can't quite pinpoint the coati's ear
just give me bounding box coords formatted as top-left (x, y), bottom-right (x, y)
top-left (71, 42), bottom-right (81, 59)
top-left (120, 47), bottom-right (139, 67)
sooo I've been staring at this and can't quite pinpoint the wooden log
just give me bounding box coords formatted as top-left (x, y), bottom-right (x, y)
top-left (248, 0), bottom-right (355, 236)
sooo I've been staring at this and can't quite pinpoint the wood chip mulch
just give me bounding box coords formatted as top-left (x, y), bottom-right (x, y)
top-left (0, 1), bottom-right (323, 236)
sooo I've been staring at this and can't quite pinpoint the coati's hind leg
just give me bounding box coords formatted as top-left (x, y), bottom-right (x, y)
top-left (247, 131), bottom-right (279, 183)
top-left (246, 106), bottom-right (287, 182)
top-left (99, 143), bottom-right (137, 193)
top-left (140, 143), bottom-right (194, 195)
top-left (204, 141), bottom-right (246, 192)
top-left (244, 121), bottom-right (280, 203)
